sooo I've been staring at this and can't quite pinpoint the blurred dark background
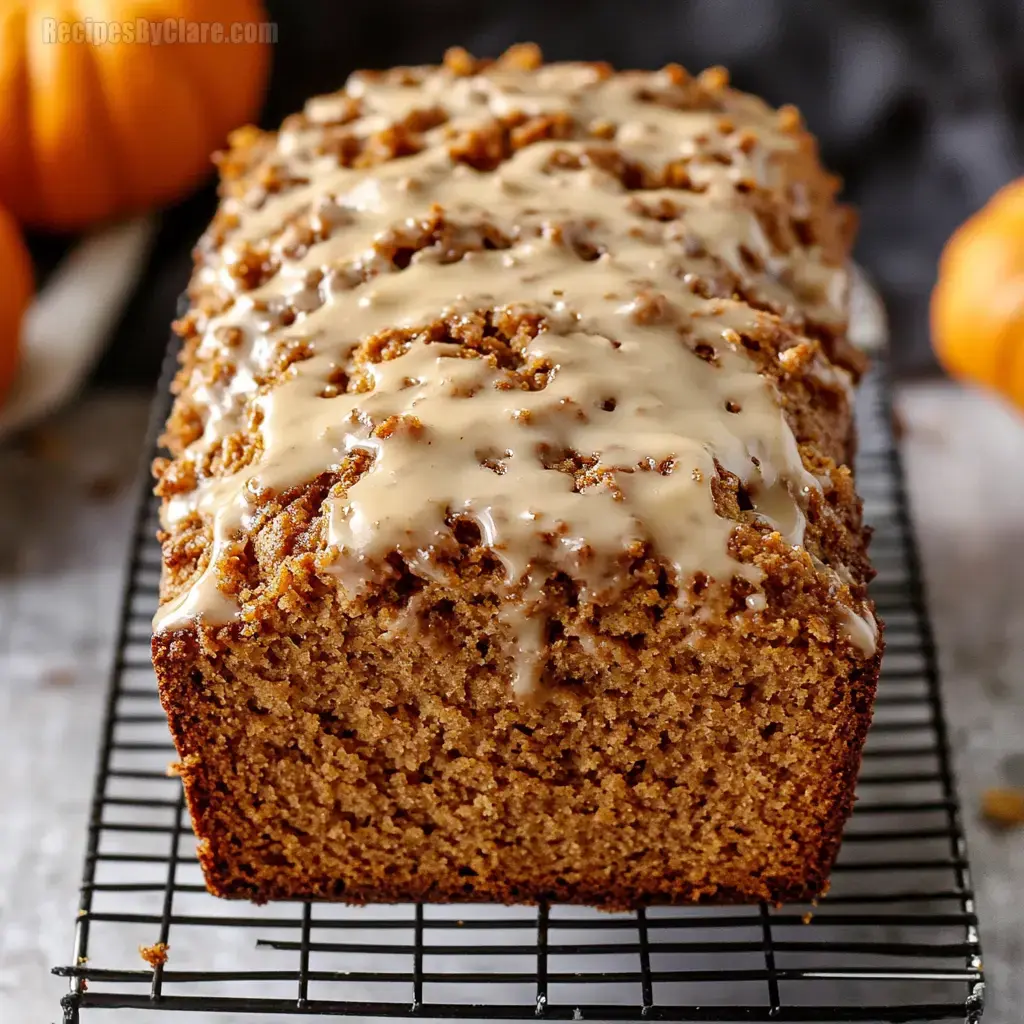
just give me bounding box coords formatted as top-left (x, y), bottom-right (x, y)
top-left (60, 0), bottom-right (1024, 384)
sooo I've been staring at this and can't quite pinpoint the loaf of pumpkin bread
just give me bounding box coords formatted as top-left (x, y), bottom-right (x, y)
top-left (152, 45), bottom-right (881, 909)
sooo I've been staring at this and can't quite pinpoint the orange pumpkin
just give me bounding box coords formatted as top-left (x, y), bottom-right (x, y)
top-left (932, 179), bottom-right (1024, 408)
top-left (0, 203), bottom-right (33, 404)
top-left (0, 0), bottom-right (271, 230)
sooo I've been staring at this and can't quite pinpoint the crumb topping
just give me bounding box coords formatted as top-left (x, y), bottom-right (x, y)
top-left (154, 46), bottom-right (875, 682)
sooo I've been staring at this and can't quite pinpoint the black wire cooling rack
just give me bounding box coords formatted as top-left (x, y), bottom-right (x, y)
top-left (53, 347), bottom-right (985, 1023)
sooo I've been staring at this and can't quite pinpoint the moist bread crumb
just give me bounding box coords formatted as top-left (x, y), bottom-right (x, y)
top-left (152, 45), bottom-right (881, 908)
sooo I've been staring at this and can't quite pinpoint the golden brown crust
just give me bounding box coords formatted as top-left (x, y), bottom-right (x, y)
top-left (152, 46), bottom-right (881, 907)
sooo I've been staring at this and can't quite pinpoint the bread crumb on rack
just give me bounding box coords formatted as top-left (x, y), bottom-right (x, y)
top-left (139, 943), bottom-right (169, 968)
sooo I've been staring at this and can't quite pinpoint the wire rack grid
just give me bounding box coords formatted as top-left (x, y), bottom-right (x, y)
top-left (53, 350), bottom-right (985, 1023)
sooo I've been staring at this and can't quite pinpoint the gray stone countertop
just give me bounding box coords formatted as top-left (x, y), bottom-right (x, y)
top-left (1, 382), bottom-right (1021, 1023)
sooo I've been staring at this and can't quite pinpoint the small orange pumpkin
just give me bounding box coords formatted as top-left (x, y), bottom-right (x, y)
top-left (0, 0), bottom-right (271, 230)
top-left (931, 179), bottom-right (1024, 409)
top-left (0, 203), bottom-right (33, 404)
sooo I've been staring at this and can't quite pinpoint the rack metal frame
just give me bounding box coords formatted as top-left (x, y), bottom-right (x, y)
top-left (54, 349), bottom-right (985, 1022)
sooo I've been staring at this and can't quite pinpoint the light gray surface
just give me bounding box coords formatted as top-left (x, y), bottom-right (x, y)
top-left (895, 382), bottom-right (1024, 1020)
top-left (0, 382), bottom-right (1021, 1023)
top-left (0, 394), bottom-right (150, 1023)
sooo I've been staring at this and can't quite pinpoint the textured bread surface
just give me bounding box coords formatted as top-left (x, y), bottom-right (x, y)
top-left (152, 45), bottom-right (881, 908)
